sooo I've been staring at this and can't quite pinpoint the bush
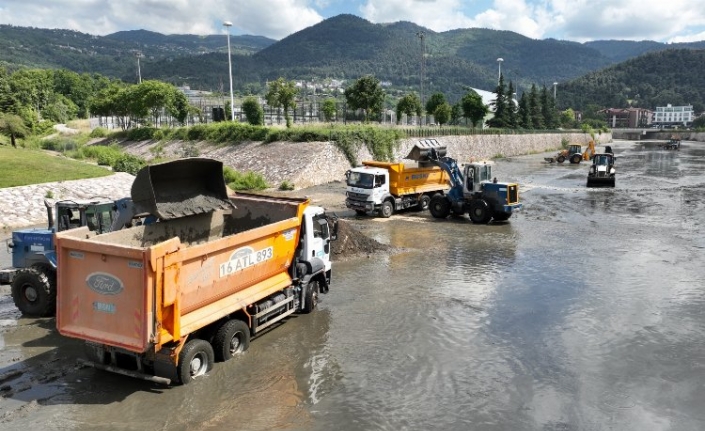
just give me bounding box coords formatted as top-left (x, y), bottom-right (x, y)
top-left (279, 180), bottom-right (295, 191)
top-left (89, 127), bottom-right (108, 138)
top-left (79, 145), bottom-right (123, 166)
top-left (112, 154), bottom-right (146, 175)
top-left (125, 127), bottom-right (157, 141)
top-left (223, 167), bottom-right (268, 191)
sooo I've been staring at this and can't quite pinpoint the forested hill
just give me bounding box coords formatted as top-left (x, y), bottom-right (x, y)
top-left (1, 17), bottom-right (704, 109)
top-left (556, 49), bottom-right (705, 112)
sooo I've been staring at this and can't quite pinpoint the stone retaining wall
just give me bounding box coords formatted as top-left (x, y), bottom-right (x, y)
top-left (119, 131), bottom-right (611, 189)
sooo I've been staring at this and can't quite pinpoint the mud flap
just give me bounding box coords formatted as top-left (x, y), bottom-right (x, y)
top-left (131, 158), bottom-right (235, 220)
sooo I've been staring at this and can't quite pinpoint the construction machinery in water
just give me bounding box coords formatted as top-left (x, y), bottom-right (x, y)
top-left (544, 141), bottom-right (596, 164)
top-left (586, 153), bottom-right (616, 187)
top-left (55, 158), bottom-right (338, 385)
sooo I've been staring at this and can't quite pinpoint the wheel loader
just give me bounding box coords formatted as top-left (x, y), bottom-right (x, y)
top-left (544, 141), bottom-right (596, 164)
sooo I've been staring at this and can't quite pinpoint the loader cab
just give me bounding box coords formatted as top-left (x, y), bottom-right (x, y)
top-left (567, 144), bottom-right (582, 156)
top-left (51, 200), bottom-right (116, 233)
top-left (463, 162), bottom-right (493, 194)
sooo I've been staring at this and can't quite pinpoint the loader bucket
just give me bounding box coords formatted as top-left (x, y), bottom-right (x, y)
top-left (131, 158), bottom-right (235, 220)
top-left (406, 139), bottom-right (447, 162)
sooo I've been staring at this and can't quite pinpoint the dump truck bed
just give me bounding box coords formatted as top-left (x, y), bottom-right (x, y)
top-left (56, 193), bottom-right (309, 353)
top-left (362, 161), bottom-right (449, 196)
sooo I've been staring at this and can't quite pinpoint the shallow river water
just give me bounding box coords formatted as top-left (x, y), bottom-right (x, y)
top-left (0, 139), bottom-right (703, 430)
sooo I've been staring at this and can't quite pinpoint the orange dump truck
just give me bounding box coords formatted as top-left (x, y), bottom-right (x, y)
top-left (55, 159), bottom-right (337, 385)
top-left (345, 139), bottom-right (450, 218)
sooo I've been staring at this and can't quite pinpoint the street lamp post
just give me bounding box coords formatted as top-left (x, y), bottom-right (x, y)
top-left (496, 58), bottom-right (503, 84)
top-left (136, 53), bottom-right (142, 83)
top-left (223, 21), bottom-right (235, 122)
top-left (416, 31), bottom-right (426, 114)
top-left (553, 82), bottom-right (558, 100)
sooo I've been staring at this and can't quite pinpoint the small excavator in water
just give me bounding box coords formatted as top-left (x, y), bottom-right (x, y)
top-left (545, 140), bottom-right (596, 164)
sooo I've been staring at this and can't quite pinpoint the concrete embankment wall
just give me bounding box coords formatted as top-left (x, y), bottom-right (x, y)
top-left (120, 131), bottom-right (612, 190)
top-left (612, 130), bottom-right (705, 142)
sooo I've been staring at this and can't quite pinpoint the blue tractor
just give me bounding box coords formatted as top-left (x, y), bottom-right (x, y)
top-left (422, 146), bottom-right (522, 223)
top-left (1, 197), bottom-right (143, 316)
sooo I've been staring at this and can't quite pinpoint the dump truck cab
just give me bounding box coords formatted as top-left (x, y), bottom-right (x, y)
top-left (345, 166), bottom-right (390, 214)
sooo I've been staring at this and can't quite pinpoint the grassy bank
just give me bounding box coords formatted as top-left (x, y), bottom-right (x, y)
top-left (0, 146), bottom-right (112, 188)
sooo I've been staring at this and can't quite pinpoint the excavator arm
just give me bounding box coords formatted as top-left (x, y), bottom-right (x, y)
top-left (583, 140), bottom-right (596, 161)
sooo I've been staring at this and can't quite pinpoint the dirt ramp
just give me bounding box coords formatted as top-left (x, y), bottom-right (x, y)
top-left (331, 219), bottom-right (391, 260)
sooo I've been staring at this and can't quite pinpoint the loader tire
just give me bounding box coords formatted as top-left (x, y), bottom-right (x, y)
top-left (492, 212), bottom-right (512, 222)
top-left (570, 154), bottom-right (582, 164)
top-left (469, 199), bottom-right (492, 224)
top-left (11, 267), bottom-right (56, 317)
top-left (213, 319), bottom-right (250, 362)
top-left (429, 194), bottom-right (451, 218)
top-left (177, 339), bottom-right (214, 385)
top-left (556, 155), bottom-right (566, 163)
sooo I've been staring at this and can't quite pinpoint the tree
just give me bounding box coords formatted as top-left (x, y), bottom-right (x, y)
top-left (0, 113), bottom-right (28, 148)
top-left (693, 115), bottom-right (705, 129)
top-left (450, 103), bottom-right (463, 125)
top-left (321, 98), bottom-right (337, 123)
top-left (540, 85), bottom-right (557, 129)
top-left (506, 81), bottom-right (518, 129)
top-left (396, 93), bottom-right (422, 124)
top-left (242, 96), bottom-right (264, 125)
top-left (460, 89), bottom-right (488, 128)
top-left (425, 92), bottom-right (446, 117)
top-left (487, 74), bottom-right (509, 128)
top-left (529, 84), bottom-right (544, 129)
top-left (434, 102), bottom-right (452, 125)
top-left (344, 75), bottom-right (385, 123)
top-left (559, 108), bottom-right (577, 128)
top-left (265, 78), bottom-right (299, 128)
top-left (518, 93), bottom-right (532, 129)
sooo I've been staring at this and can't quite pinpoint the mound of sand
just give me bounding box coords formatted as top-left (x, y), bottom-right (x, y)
top-left (330, 219), bottom-right (391, 260)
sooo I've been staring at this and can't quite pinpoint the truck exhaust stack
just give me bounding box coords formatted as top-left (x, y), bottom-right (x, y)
top-left (131, 158), bottom-right (235, 220)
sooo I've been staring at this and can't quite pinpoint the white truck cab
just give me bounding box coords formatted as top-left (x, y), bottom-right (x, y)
top-left (345, 166), bottom-right (390, 214)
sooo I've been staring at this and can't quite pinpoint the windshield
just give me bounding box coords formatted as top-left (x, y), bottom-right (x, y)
top-left (594, 155), bottom-right (612, 165)
top-left (347, 171), bottom-right (375, 189)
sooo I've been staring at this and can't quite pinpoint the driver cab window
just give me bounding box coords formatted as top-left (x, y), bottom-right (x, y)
top-left (313, 217), bottom-right (329, 239)
top-left (375, 175), bottom-right (385, 188)
top-left (59, 208), bottom-right (81, 231)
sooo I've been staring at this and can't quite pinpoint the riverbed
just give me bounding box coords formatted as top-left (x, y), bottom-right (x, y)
top-left (0, 139), bottom-right (703, 430)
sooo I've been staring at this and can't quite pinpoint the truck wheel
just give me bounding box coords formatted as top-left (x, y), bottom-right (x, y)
top-left (570, 154), bottom-right (582, 164)
top-left (177, 339), bottom-right (214, 385)
top-left (429, 194), bottom-right (450, 218)
top-left (379, 201), bottom-right (394, 218)
top-left (469, 199), bottom-right (492, 224)
top-left (302, 281), bottom-right (319, 314)
top-left (213, 319), bottom-right (250, 362)
top-left (418, 195), bottom-right (431, 211)
top-left (556, 155), bottom-right (566, 163)
top-left (10, 267), bottom-right (56, 317)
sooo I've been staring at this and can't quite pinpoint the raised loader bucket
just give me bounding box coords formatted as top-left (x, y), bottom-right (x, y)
top-left (406, 138), bottom-right (447, 162)
top-left (131, 158), bottom-right (235, 220)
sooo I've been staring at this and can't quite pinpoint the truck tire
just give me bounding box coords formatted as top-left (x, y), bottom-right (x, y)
top-left (429, 194), bottom-right (451, 218)
top-left (379, 201), bottom-right (394, 218)
top-left (418, 194), bottom-right (431, 211)
top-left (11, 267), bottom-right (56, 317)
top-left (213, 319), bottom-right (250, 362)
top-left (469, 199), bottom-right (492, 224)
top-left (177, 339), bottom-right (214, 385)
top-left (302, 281), bottom-right (319, 314)
top-left (556, 155), bottom-right (566, 163)
top-left (570, 154), bottom-right (582, 164)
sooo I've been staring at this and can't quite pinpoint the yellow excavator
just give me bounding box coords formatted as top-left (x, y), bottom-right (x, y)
top-left (544, 140), bottom-right (596, 164)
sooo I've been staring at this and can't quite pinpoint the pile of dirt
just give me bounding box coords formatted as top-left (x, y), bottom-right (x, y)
top-left (331, 219), bottom-right (391, 261)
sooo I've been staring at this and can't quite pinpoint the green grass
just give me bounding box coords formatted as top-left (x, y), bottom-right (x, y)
top-left (0, 146), bottom-right (113, 188)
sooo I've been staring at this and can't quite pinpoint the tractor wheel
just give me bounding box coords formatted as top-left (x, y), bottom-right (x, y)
top-left (469, 199), bottom-right (492, 224)
top-left (379, 201), bottom-right (394, 218)
top-left (429, 194), bottom-right (451, 218)
top-left (212, 319), bottom-right (250, 362)
top-left (556, 155), bottom-right (566, 163)
top-left (177, 339), bottom-right (214, 385)
top-left (570, 154), bottom-right (582, 164)
top-left (11, 267), bottom-right (56, 317)
top-left (418, 194), bottom-right (431, 211)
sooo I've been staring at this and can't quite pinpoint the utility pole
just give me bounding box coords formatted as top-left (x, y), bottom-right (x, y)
top-left (136, 52), bottom-right (142, 83)
top-left (417, 31), bottom-right (426, 110)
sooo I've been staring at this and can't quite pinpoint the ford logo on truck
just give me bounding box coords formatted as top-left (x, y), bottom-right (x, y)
top-left (86, 272), bottom-right (124, 295)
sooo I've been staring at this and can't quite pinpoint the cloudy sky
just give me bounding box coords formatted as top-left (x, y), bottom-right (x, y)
top-left (1, 0), bottom-right (704, 43)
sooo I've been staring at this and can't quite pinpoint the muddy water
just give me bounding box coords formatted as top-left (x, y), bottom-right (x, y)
top-left (1, 140), bottom-right (704, 430)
